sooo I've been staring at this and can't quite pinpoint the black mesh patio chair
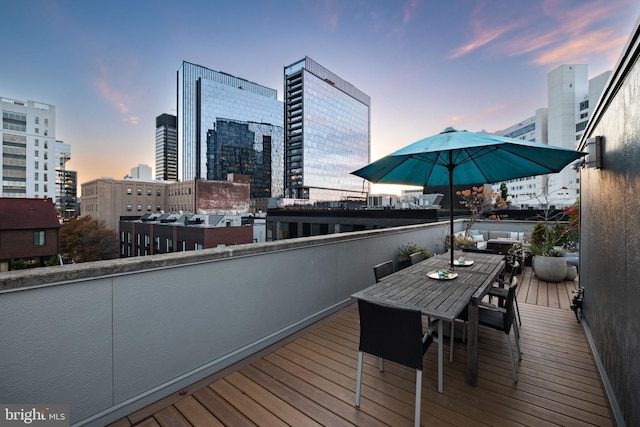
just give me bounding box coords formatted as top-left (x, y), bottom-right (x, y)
top-left (409, 252), bottom-right (424, 265)
top-left (460, 277), bottom-right (522, 382)
top-left (488, 261), bottom-right (522, 326)
top-left (373, 260), bottom-right (394, 282)
top-left (355, 299), bottom-right (434, 427)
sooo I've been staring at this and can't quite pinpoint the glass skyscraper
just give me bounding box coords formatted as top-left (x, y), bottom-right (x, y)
top-left (155, 113), bottom-right (177, 181)
top-left (284, 57), bottom-right (370, 202)
top-left (177, 61), bottom-right (284, 198)
top-left (207, 119), bottom-right (283, 198)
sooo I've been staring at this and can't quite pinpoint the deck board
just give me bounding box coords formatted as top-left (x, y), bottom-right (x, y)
top-left (113, 267), bottom-right (610, 427)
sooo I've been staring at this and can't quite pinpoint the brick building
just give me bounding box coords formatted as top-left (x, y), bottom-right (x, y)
top-left (0, 198), bottom-right (60, 271)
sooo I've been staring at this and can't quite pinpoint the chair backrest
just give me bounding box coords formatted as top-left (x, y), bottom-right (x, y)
top-left (409, 252), bottom-right (423, 265)
top-left (509, 260), bottom-right (521, 277)
top-left (357, 299), bottom-right (428, 369)
top-left (373, 260), bottom-right (394, 282)
top-left (502, 277), bottom-right (519, 333)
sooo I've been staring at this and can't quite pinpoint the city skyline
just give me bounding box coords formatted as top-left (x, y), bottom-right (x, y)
top-left (1, 0), bottom-right (638, 195)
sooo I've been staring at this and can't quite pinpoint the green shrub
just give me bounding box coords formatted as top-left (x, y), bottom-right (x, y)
top-left (398, 242), bottom-right (432, 262)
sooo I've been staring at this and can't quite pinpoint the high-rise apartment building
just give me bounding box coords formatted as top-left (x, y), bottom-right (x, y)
top-left (177, 61), bottom-right (284, 198)
top-left (283, 57), bottom-right (370, 202)
top-left (155, 113), bottom-right (177, 181)
top-left (55, 140), bottom-right (77, 219)
top-left (492, 65), bottom-right (610, 208)
top-left (1, 97), bottom-right (57, 199)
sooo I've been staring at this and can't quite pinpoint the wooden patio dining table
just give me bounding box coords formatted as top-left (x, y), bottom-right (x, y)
top-left (352, 251), bottom-right (505, 393)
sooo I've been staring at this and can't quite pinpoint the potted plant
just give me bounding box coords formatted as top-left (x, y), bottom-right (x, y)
top-left (506, 242), bottom-right (525, 274)
top-left (398, 242), bottom-right (431, 269)
top-left (443, 232), bottom-right (477, 252)
top-left (529, 221), bottom-right (568, 282)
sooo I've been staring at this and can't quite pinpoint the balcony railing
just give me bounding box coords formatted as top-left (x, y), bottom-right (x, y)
top-left (1, 220), bottom-right (472, 426)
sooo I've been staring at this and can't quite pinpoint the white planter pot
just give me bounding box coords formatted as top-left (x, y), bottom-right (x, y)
top-left (533, 255), bottom-right (568, 282)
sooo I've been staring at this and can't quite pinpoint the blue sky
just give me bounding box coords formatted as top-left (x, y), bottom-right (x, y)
top-left (1, 0), bottom-right (638, 194)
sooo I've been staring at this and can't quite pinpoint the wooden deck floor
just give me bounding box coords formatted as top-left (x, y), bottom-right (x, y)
top-left (111, 268), bottom-right (609, 427)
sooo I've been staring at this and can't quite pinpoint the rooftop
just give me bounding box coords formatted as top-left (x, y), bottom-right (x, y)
top-left (0, 198), bottom-right (60, 230)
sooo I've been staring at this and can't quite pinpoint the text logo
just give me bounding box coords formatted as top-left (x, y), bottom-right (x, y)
top-left (0, 405), bottom-right (69, 427)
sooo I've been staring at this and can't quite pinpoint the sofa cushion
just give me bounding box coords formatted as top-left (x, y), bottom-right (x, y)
top-left (488, 231), bottom-right (510, 239)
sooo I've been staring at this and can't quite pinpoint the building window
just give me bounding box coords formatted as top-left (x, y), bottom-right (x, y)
top-left (579, 100), bottom-right (589, 110)
top-left (34, 128), bottom-right (39, 134)
top-left (126, 204), bottom-right (132, 211)
top-left (33, 230), bottom-right (45, 246)
top-left (34, 183), bottom-right (39, 191)
top-left (147, 188), bottom-right (152, 196)
top-left (35, 117), bottom-right (40, 124)
top-left (34, 172), bottom-right (39, 180)
top-left (156, 205), bottom-right (162, 211)
top-left (156, 189), bottom-right (161, 196)
top-left (44, 141), bottom-right (48, 149)
top-left (146, 205), bottom-right (152, 211)
top-left (44, 118), bottom-right (48, 126)
top-left (154, 237), bottom-right (160, 252)
top-left (34, 150), bottom-right (39, 157)
top-left (167, 238), bottom-right (173, 252)
top-left (35, 139), bottom-right (39, 146)
top-left (43, 173), bottom-right (47, 181)
top-left (126, 188), bottom-right (132, 195)
top-left (35, 161), bottom-right (39, 169)
top-left (137, 204), bottom-right (142, 211)
top-left (137, 188), bottom-right (142, 195)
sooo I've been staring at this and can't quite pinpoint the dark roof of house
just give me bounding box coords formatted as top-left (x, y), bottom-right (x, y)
top-left (0, 198), bottom-right (61, 230)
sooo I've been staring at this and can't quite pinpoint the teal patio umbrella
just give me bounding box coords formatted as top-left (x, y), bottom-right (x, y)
top-left (352, 127), bottom-right (587, 267)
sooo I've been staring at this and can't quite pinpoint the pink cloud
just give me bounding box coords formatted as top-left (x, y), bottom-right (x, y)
top-left (94, 60), bottom-right (139, 125)
top-left (402, 0), bottom-right (421, 24)
top-left (448, 0), bottom-right (633, 67)
top-left (448, 23), bottom-right (516, 59)
top-left (530, 32), bottom-right (628, 65)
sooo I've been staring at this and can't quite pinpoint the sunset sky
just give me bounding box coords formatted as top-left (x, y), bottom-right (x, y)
top-left (1, 0), bottom-right (638, 195)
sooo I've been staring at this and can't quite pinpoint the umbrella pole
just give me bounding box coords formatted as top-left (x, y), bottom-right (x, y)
top-left (449, 155), bottom-right (455, 268)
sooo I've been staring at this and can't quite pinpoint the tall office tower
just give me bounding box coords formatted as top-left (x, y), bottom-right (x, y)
top-left (546, 65), bottom-right (610, 207)
top-left (493, 65), bottom-right (610, 209)
top-left (177, 61), bottom-right (284, 198)
top-left (283, 57), bottom-right (370, 202)
top-left (155, 113), bottom-right (177, 181)
top-left (1, 97), bottom-right (57, 199)
top-left (55, 140), bottom-right (77, 219)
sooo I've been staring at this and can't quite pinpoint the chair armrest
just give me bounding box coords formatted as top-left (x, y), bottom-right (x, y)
top-left (425, 319), bottom-right (440, 335)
